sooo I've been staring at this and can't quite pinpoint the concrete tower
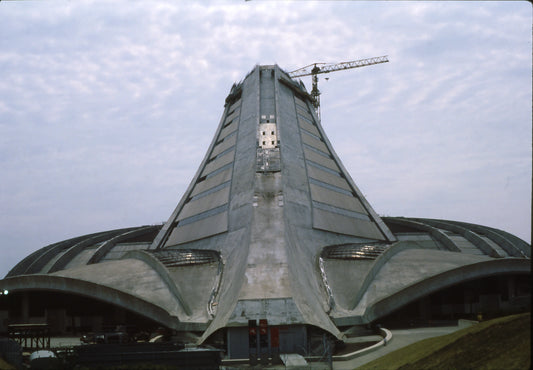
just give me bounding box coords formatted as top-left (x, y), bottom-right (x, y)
top-left (1, 64), bottom-right (529, 360)
top-left (148, 65), bottom-right (395, 344)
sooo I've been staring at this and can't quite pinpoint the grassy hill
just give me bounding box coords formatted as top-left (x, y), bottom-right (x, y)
top-left (359, 312), bottom-right (530, 370)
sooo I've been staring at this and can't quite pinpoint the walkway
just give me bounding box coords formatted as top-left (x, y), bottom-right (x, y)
top-left (333, 324), bottom-right (474, 369)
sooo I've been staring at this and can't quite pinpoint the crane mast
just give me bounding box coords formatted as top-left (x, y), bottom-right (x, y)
top-left (288, 55), bottom-right (389, 119)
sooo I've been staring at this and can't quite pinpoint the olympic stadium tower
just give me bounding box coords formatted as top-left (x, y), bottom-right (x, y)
top-left (1, 65), bottom-right (530, 358)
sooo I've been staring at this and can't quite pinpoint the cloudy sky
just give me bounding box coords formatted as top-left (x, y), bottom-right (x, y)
top-left (0, 1), bottom-right (531, 277)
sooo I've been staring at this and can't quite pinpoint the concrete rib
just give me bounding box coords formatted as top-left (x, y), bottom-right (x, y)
top-left (445, 219), bottom-right (530, 258)
top-left (414, 218), bottom-right (504, 258)
top-left (383, 217), bottom-right (460, 252)
top-left (48, 228), bottom-right (137, 273)
top-left (121, 250), bottom-right (193, 316)
top-left (88, 225), bottom-right (161, 265)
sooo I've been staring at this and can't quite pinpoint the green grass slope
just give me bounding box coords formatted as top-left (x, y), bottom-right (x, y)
top-left (359, 312), bottom-right (530, 370)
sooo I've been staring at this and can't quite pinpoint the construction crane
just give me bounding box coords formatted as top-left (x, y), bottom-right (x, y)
top-left (288, 56), bottom-right (389, 119)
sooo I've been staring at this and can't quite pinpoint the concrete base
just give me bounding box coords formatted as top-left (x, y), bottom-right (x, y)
top-left (280, 353), bottom-right (308, 367)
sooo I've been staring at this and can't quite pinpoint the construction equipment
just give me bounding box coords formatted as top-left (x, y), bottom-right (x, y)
top-left (288, 56), bottom-right (389, 118)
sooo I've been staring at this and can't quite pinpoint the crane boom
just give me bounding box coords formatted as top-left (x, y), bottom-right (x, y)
top-left (288, 55), bottom-right (389, 119)
top-left (288, 55), bottom-right (389, 78)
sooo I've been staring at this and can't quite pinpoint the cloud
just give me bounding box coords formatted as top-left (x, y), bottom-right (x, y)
top-left (0, 1), bottom-right (530, 277)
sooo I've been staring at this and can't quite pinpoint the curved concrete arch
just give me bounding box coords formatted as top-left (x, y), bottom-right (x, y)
top-left (48, 228), bottom-right (138, 273)
top-left (383, 217), bottom-right (460, 252)
top-left (348, 241), bottom-right (418, 310)
top-left (485, 227), bottom-right (530, 257)
top-left (121, 250), bottom-right (192, 316)
top-left (87, 225), bottom-right (161, 265)
top-left (7, 231), bottom-right (114, 277)
top-left (362, 258), bottom-right (531, 323)
top-left (6, 237), bottom-right (85, 277)
top-left (446, 220), bottom-right (529, 258)
top-left (0, 274), bottom-right (184, 330)
top-left (415, 218), bottom-right (504, 258)
top-left (24, 232), bottom-right (111, 275)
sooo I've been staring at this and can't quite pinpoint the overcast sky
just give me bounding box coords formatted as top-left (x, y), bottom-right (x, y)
top-left (0, 1), bottom-right (531, 278)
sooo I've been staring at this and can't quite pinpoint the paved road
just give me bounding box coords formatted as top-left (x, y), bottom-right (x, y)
top-left (47, 323), bottom-right (475, 369)
top-left (333, 325), bottom-right (472, 369)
